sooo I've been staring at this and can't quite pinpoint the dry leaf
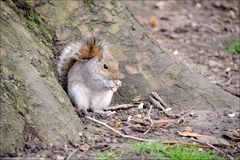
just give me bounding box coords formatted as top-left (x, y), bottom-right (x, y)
top-left (223, 129), bottom-right (240, 142)
top-left (153, 119), bottom-right (175, 127)
top-left (177, 131), bottom-right (202, 138)
top-left (115, 119), bottom-right (120, 128)
top-left (132, 118), bottom-right (149, 126)
top-left (131, 95), bottom-right (141, 104)
top-left (149, 16), bottom-right (158, 27)
top-left (135, 114), bottom-right (143, 119)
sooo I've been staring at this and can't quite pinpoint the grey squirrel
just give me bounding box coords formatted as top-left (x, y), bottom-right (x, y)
top-left (57, 37), bottom-right (122, 113)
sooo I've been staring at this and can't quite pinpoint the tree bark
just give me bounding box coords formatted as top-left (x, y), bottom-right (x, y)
top-left (0, 0), bottom-right (239, 152)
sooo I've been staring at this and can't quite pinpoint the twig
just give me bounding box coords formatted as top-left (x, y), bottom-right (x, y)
top-left (105, 104), bottom-right (138, 111)
top-left (192, 139), bottom-right (234, 160)
top-left (86, 116), bottom-right (154, 142)
top-left (151, 92), bottom-right (198, 120)
top-left (177, 115), bottom-right (186, 127)
top-left (144, 105), bottom-right (154, 134)
top-left (206, 142), bottom-right (233, 160)
top-left (146, 105), bottom-right (153, 117)
top-left (144, 118), bottom-right (154, 135)
top-left (150, 96), bottom-right (177, 118)
top-left (176, 104), bottom-right (197, 117)
top-left (66, 149), bottom-right (78, 160)
top-left (151, 92), bottom-right (168, 109)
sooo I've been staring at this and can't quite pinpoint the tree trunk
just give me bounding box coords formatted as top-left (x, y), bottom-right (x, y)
top-left (0, 0), bottom-right (238, 153)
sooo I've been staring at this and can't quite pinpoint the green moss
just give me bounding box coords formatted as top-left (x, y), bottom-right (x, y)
top-left (5, 0), bottom-right (52, 48)
top-left (1, 76), bottom-right (29, 116)
top-left (30, 58), bottom-right (49, 77)
top-left (83, 0), bottom-right (94, 9)
top-left (226, 39), bottom-right (240, 54)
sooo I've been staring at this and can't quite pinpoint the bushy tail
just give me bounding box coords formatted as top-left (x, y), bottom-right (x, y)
top-left (57, 37), bottom-right (108, 88)
top-left (57, 41), bottom-right (82, 87)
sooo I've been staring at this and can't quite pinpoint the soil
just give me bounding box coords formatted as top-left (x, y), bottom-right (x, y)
top-left (1, 0), bottom-right (239, 159)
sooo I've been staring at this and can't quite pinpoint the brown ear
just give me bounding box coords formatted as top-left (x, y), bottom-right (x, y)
top-left (80, 39), bottom-right (103, 59)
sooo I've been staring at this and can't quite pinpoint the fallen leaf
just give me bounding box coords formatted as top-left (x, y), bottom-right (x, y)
top-left (115, 119), bottom-right (120, 128)
top-left (223, 129), bottom-right (240, 142)
top-left (132, 118), bottom-right (149, 126)
top-left (131, 95), bottom-right (141, 104)
top-left (177, 131), bottom-right (202, 138)
top-left (153, 119), bottom-right (175, 127)
top-left (135, 114), bottom-right (143, 119)
top-left (149, 16), bottom-right (158, 27)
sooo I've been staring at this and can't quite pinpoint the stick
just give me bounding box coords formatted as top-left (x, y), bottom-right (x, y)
top-left (143, 118), bottom-right (153, 135)
top-left (146, 105), bottom-right (153, 117)
top-left (192, 139), bottom-right (233, 160)
top-left (105, 104), bottom-right (138, 111)
top-left (66, 149), bottom-right (78, 160)
top-left (150, 96), bottom-right (177, 118)
top-left (177, 104), bottom-right (197, 117)
top-left (144, 105), bottom-right (154, 134)
top-left (151, 92), bottom-right (168, 108)
top-left (86, 116), bottom-right (153, 142)
top-left (206, 142), bottom-right (233, 160)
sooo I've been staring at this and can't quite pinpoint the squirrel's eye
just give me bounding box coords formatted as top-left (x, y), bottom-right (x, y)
top-left (103, 64), bottom-right (109, 70)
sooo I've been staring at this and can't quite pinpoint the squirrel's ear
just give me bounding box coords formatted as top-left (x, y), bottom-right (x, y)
top-left (81, 38), bottom-right (103, 59)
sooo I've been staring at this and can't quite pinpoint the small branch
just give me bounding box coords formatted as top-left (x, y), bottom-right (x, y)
top-left (176, 104), bottom-right (197, 117)
top-left (143, 118), bottom-right (154, 135)
top-left (206, 143), bottom-right (233, 160)
top-left (144, 105), bottom-right (154, 135)
top-left (146, 105), bottom-right (153, 117)
top-left (192, 139), bottom-right (234, 160)
top-left (66, 149), bottom-right (78, 160)
top-left (151, 92), bottom-right (168, 108)
top-left (105, 104), bottom-right (138, 111)
top-left (86, 116), bottom-right (153, 142)
top-left (150, 96), bottom-right (177, 118)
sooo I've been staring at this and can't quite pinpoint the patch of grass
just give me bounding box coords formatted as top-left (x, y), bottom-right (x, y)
top-left (93, 151), bottom-right (121, 160)
top-left (226, 39), bottom-right (240, 54)
top-left (132, 141), bottom-right (226, 160)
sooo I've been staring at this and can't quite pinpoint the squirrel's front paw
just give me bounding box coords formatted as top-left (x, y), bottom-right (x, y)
top-left (111, 80), bottom-right (122, 92)
top-left (113, 80), bottom-right (122, 87)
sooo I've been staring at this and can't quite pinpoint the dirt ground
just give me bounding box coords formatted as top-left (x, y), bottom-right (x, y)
top-left (1, 0), bottom-right (239, 159)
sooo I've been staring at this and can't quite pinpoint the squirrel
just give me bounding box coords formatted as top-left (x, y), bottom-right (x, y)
top-left (57, 37), bottom-right (122, 114)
